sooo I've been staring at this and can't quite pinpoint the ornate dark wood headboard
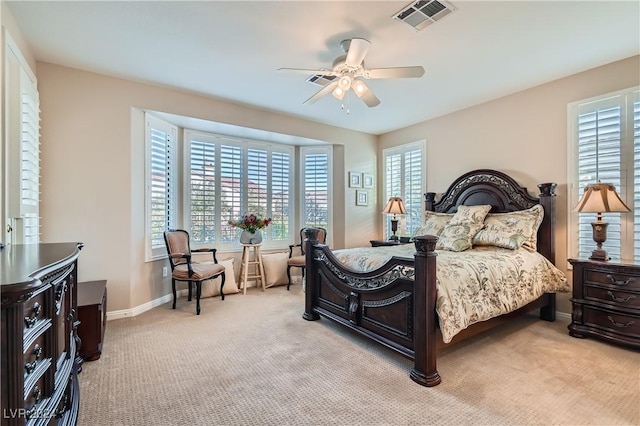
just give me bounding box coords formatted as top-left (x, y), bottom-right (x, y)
top-left (423, 169), bottom-right (557, 264)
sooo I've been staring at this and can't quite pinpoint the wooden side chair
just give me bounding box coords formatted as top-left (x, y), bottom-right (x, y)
top-left (163, 229), bottom-right (226, 315)
top-left (287, 227), bottom-right (327, 290)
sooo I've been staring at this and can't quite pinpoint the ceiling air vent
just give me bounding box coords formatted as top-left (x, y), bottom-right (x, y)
top-left (393, 0), bottom-right (457, 32)
top-left (306, 73), bottom-right (337, 87)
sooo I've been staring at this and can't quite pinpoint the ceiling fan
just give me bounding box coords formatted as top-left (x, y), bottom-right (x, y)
top-left (278, 38), bottom-right (425, 108)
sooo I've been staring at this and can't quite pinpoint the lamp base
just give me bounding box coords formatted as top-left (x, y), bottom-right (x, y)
top-left (589, 248), bottom-right (609, 262)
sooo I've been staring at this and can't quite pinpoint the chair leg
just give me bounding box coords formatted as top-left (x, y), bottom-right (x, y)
top-left (220, 272), bottom-right (226, 301)
top-left (287, 266), bottom-right (292, 291)
top-left (195, 281), bottom-right (202, 315)
top-left (171, 279), bottom-right (177, 309)
top-left (188, 282), bottom-right (193, 301)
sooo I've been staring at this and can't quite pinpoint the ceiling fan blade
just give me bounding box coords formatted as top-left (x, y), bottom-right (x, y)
top-left (352, 80), bottom-right (380, 108)
top-left (365, 66), bottom-right (425, 79)
top-left (304, 81), bottom-right (338, 105)
top-left (278, 67), bottom-right (337, 76)
top-left (345, 38), bottom-right (371, 68)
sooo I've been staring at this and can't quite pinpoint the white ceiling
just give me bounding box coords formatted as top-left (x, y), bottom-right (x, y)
top-left (6, 0), bottom-right (640, 135)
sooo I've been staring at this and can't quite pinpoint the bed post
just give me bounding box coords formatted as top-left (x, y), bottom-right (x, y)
top-left (537, 182), bottom-right (557, 265)
top-left (424, 192), bottom-right (436, 212)
top-left (303, 228), bottom-right (320, 321)
top-left (410, 235), bottom-right (441, 387)
top-left (537, 182), bottom-right (557, 322)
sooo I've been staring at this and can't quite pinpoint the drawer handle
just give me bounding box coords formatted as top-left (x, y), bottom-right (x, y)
top-left (607, 291), bottom-right (636, 303)
top-left (55, 395), bottom-right (69, 418)
top-left (605, 274), bottom-right (635, 286)
top-left (33, 344), bottom-right (43, 359)
top-left (33, 386), bottom-right (42, 403)
top-left (55, 281), bottom-right (68, 315)
top-left (24, 302), bottom-right (41, 328)
top-left (25, 360), bottom-right (37, 374)
top-left (607, 316), bottom-right (635, 328)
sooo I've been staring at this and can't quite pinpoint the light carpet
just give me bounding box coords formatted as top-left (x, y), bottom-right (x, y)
top-left (78, 285), bottom-right (640, 425)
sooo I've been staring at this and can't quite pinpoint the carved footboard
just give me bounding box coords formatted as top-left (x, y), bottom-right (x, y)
top-left (303, 229), bottom-right (442, 387)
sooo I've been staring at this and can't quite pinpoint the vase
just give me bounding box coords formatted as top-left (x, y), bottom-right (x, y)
top-left (240, 230), bottom-right (262, 244)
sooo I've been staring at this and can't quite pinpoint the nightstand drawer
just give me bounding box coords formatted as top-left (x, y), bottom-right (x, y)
top-left (583, 306), bottom-right (640, 337)
top-left (584, 269), bottom-right (639, 290)
top-left (584, 285), bottom-right (640, 310)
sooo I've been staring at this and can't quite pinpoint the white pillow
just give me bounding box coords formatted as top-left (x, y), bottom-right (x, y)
top-left (412, 211), bottom-right (454, 238)
top-left (436, 205), bottom-right (492, 252)
top-left (262, 252), bottom-right (290, 288)
top-left (201, 258), bottom-right (239, 298)
top-left (473, 204), bottom-right (544, 251)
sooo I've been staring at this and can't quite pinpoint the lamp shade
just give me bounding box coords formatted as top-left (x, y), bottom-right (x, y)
top-left (382, 197), bottom-right (407, 215)
top-left (574, 182), bottom-right (631, 213)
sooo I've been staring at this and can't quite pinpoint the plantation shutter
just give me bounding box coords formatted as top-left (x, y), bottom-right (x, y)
top-left (301, 148), bottom-right (330, 229)
top-left (147, 115), bottom-right (177, 258)
top-left (19, 70), bottom-right (40, 243)
top-left (219, 142), bottom-right (243, 243)
top-left (403, 148), bottom-right (424, 234)
top-left (189, 137), bottom-right (216, 244)
top-left (577, 98), bottom-right (623, 260)
top-left (384, 142), bottom-right (425, 237)
top-left (270, 149), bottom-right (291, 241)
top-left (633, 94), bottom-right (640, 262)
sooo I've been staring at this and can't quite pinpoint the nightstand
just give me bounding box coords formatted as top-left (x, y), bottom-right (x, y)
top-left (370, 240), bottom-right (411, 247)
top-left (568, 259), bottom-right (640, 349)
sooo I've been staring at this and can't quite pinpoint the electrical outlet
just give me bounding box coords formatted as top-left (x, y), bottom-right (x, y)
top-left (162, 266), bottom-right (168, 277)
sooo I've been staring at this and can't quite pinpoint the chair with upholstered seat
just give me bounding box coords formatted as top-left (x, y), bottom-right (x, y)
top-left (287, 227), bottom-right (327, 290)
top-left (164, 229), bottom-right (226, 315)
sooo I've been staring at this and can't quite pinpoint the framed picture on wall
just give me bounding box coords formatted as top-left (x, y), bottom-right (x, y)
top-left (363, 174), bottom-right (374, 188)
top-left (349, 172), bottom-right (362, 188)
top-left (356, 190), bottom-right (368, 206)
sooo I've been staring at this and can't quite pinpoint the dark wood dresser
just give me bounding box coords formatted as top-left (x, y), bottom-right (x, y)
top-left (1, 243), bottom-right (83, 425)
top-left (568, 258), bottom-right (640, 349)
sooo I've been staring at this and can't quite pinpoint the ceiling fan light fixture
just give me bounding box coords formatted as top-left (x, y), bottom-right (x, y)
top-left (338, 75), bottom-right (352, 91)
top-left (353, 80), bottom-right (366, 95)
top-left (332, 86), bottom-right (345, 100)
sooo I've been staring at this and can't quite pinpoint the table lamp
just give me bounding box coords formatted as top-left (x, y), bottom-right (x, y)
top-left (574, 182), bottom-right (630, 261)
top-left (382, 197), bottom-right (407, 241)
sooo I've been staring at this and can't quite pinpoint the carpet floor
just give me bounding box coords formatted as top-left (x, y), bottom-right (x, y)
top-left (78, 285), bottom-right (639, 425)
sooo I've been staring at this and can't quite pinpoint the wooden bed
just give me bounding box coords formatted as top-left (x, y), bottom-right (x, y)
top-left (302, 169), bottom-right (559, 387)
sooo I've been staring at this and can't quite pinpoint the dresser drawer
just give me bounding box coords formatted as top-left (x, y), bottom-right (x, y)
top-left (23, 291), bottom-right (46, 333)
top-left (584, 285), bottom-right (640, 310)
top-left (584, 268), bottom-right (639, 290)
top-left (583, 306), bottom-right (640, 338)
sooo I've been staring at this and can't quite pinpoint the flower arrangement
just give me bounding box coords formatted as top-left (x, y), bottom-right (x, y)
top-left (228, 213), bottom-right (272, 233)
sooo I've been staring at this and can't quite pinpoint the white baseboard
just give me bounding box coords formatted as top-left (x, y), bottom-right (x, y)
top-left (105, 290), bottom-right (191, 321)
top-left (556, 311), bottom-right (571, 321)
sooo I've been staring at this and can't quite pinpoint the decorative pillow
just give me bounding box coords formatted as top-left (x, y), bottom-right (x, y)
top-left (436, 205), bottom-right (492, 252)
top-left (262, 252), bottom-right (290, 287)
top-left (201, 258), bottom-right (239, 298)
top-left (412, 211), bottom-right (454, 238)
top-left (474, 204), bottom-right (544, 251)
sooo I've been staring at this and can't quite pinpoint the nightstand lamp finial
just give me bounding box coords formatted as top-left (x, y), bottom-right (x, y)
top-left (574, 182), bottom-right (630, 261)
top-left (382, 197), bottom-right (407, 241)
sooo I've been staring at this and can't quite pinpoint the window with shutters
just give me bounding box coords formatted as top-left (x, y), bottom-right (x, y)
top-left (301, 147), bottom-right (332, 230)
top-left (383, 141), bottom-right (425, 238)
top-left (145, 114), bottom-right (178, 260)
top-left (568, 87), bottom-right (640, 263)
top-left (184, 131), bottom-right (294, 249)
top-left (4, 34), bottom-right (40, 245)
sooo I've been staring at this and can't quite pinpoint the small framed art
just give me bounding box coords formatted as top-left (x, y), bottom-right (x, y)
top-left (363, 174), bottom-right (374, 189)
top-left (356, 190), bottom-right (368, 206)
top-left (349, 172), bottom-right (362, 188)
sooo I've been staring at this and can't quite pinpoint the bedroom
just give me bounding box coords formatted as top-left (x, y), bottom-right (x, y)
top-left (1, 1), bottom-right (639, 424)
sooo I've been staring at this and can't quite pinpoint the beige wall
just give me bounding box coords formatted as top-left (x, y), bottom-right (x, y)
top-left (37, 62), bottom-right (376, 312)
top-left (379, 55), bottom-right (640, 314)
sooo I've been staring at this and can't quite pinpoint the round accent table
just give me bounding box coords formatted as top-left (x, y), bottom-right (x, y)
top-left (239, 243), bottom-right (266, 294)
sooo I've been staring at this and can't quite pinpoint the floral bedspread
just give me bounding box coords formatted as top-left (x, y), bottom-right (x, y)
top-left (332, 245), bottom-right (568, 343)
